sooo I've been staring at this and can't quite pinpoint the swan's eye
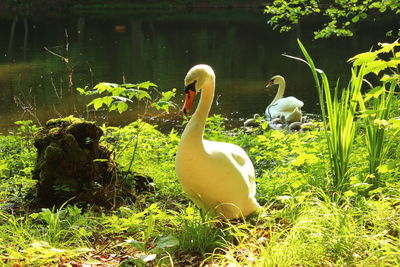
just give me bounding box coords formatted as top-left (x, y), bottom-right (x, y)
top-left (185, 81), bottom-right (197, 93)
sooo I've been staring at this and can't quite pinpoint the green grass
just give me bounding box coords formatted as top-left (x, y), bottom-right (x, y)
top-left (0, 113), bottom-right (399, 265)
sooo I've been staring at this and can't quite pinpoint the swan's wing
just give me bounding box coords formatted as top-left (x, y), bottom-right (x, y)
top-left (205, 140), bottom-right (256, 195)
top-left (273, 97), bottom-right (304, 112)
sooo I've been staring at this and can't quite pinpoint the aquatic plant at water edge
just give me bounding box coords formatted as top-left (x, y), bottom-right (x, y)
top-left (293, 39), bottom-right (399, 193)
top-left (294, 40), bottom-right (359, 192)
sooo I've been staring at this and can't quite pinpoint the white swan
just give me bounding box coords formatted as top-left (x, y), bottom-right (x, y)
top-left (265, 75), bottom-right (304, 123)
top-left (175, 64), bottom-right (261, 219)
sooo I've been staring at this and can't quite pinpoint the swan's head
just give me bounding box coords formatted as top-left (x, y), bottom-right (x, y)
top-left (266, 75), bottom-right (284, 87)
top-left (182, 64), bottom-right (215, 114)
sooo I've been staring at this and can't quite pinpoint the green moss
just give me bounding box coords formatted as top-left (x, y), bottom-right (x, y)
top-left (46, 115), bottom-right (83, 128)
top-left (43, 142), bottom-right (63, 162)
top-left (32, 116), bottom-right (116, 206)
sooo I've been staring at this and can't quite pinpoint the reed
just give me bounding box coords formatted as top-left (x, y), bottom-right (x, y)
top-left (296, 39), bottom-right (359, 192)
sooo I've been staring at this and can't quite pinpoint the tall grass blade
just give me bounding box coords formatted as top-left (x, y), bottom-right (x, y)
top-left (296, 39), bottom-right (359, 191)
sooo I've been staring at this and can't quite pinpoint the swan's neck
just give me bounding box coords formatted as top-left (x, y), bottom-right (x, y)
top-left (181, 78), bottom-right (215, 146)
top-left (270, 78), bottom-right (285, 105)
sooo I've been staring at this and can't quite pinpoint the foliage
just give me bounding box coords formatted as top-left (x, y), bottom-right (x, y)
top-left (264, 0), bottom-right (400, 39)
top-left (0, 120), bottom-right (37, 207)
top-left (176, 206), bottom-right (224, 255)
top-left (77, 81), bottom-right (176, 115)
top-left (78, 80), bottom-right (177, 175)
top-left (349, 41), bottom-right (400, 182)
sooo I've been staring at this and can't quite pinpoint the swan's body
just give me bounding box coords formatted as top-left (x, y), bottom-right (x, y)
top-left (175, 64), bottom-right (260, 219)
top-left (265, 75), bottom-right (304, 123)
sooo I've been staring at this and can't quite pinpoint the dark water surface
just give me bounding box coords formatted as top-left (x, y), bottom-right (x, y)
top-left (0, 9), bottom-right (397, 132)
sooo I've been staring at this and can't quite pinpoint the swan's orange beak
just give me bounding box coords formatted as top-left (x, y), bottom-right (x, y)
top-left (182, 90), bottom-right (196, 114)
top-left (266, 80), bottom-right (274, 87)
top-left (182, 81), bottom-right (197, 115)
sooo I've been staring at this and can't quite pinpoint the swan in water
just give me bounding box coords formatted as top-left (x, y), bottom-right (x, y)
top-left (265, 75), bottom-right (304, 123)
top-left (175, 64), bottom-right (261, 219)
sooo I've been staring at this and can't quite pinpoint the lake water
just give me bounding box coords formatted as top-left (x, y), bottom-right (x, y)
top-left (0, 9), bottom-right (398, 132)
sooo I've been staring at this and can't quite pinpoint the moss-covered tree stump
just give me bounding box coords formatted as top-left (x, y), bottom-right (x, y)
top-left (33, 116), bottom-right (116, 206)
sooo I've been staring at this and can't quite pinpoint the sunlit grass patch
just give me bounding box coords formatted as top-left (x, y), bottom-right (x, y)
top-left (208, 193), bottom-right (400, 266)
top-left (0, 206), bottom-right (95, 266)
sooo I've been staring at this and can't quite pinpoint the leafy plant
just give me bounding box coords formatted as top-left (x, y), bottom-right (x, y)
top-left (0, 120), bottom-right (37, 206)
top-left (177, 206), bottom-right (224, 256)
top-left (120, 235), bottom-right (179, 266)
top-left (349, 41), bottom-right (400, 183)
top-left (78, 81), bottom-right (176, 174)
top-left (77, 81), bottom-right (176, 114)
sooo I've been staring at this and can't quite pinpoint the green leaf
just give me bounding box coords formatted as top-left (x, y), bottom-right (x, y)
top-left (160, 89), bottom-right (176, 101)
top-left (378, 40), bottom-right (400, 53)
top-left (364, 86), bottom-right (384, 102)
top-left (348, 51), bottom-right (378, 65)
top-left (364, 60), bottom-right (389, 75)
top-left (76, 87), bottom-right (87, 95)
top-left (137, 81), bottom-right (158, 90)
top-left (93, 98), bottom-right (104, 110)
top-left (291, 152), bottom-right (318, 166)
top-left (125, 89), bottom-right (151, 100)
top-left (93, 159), bottom-right (108, 162)
top-left (352, 15), bottom-right (359, 23)
top-left (344, 190), bottom-right (357, 197)
top-left (124, 239), bottom-right (145, 251)
top-left (110, 86), bottom-right (125, 96)
top-left (152, 101), bottom-right (175, 111)
top-left (116, 102), bottom-right (129, 113)
top-left (381, 74), bottom-right (399, 83)
top-left (377, 164), bottom-right (392, 173)
top-left (94, 82), bottom-right (118, 93)
top-left (102, 96), bottom-right (114, 107)
top-left (154, 235), bottom-right (179, 250)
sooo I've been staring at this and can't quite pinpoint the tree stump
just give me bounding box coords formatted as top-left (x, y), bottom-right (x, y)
top-left (33, 116), bottom-right (116, 207)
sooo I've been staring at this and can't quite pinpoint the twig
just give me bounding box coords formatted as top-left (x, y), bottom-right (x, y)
top-left (44, 46), bottom-right (68, 63)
